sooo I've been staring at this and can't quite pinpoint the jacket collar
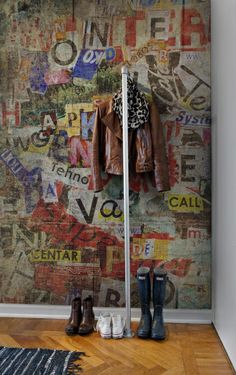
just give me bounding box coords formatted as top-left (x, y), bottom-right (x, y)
top-left (101, 100), bottom-right (122, 140)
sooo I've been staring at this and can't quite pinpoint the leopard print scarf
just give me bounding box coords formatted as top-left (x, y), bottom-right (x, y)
top-left (112, 78), bottom-right (149, 129)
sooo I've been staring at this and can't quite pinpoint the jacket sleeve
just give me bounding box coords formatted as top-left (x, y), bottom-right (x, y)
top-left (91, 105), bottom-right (105, 192)
top-left (150, 102), bottom-right (170, 192)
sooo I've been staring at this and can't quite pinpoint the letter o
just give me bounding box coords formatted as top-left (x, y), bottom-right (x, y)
top-left (83, 50), bottom-right (94, 63)
top-left (51, 40), bottom-right (77, 66)
top-left (81, 176), bottom-right (88, 184)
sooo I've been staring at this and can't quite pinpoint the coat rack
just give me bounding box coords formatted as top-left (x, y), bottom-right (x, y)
top-left (121, 65), bottom-right (133, 338)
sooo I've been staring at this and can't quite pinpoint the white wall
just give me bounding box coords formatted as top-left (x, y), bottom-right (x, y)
top-left (212, 0), bottom-right (236, 369)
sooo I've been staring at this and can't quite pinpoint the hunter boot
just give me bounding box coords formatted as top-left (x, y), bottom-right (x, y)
top-left (136, 267), bottom-right (152, 338)
top-left (65, 297), bottom-right (82, 335)
top-left (78, 295), bottom-right (95, 335)
top-left (151, 267), bottom-right (168, 340)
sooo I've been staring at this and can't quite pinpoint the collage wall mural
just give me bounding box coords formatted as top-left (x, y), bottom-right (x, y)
top-left (0, 0), bottom-right (211, 308)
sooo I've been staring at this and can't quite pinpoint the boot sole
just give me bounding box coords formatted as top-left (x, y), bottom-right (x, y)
top-left (65, 331), bottom-right (79, 336)
top-left (137, 333), bottom-right (151, 339)
top-left (78, 329), bottom-right (94, 335)
top-left (151, 335), bottom-right (165, 340)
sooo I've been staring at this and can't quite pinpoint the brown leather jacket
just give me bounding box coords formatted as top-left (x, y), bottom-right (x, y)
top-left (91, 99), bottom-right (170, 192)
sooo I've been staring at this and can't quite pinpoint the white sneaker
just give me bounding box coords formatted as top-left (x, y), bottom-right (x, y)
top-left (96, 313), bottom-right (112, 338)
top-left (111, 314), bottom-right (125, 339)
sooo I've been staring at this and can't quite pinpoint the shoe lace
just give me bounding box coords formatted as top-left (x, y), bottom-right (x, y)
top-left (96, 314), bottom-right (111, 331)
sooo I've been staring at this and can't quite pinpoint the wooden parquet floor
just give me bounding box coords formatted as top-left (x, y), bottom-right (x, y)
top-left (0, 318), bottom-right (234, 374)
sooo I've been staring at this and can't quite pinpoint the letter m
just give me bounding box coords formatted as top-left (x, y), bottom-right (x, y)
top-left (188, 228), bottom-right (201, 239)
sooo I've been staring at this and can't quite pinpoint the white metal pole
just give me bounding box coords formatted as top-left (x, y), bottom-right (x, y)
top-left (121, 65), bottom-right (133, 338)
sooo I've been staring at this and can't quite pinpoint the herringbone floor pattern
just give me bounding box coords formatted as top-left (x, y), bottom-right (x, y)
top-left (0, 318), bottom-right (234, 374)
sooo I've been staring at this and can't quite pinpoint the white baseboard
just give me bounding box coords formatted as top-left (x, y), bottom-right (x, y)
top-left (0, 304), bottom-right (212, 324)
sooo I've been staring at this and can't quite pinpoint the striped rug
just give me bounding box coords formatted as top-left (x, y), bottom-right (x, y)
top-left (0, 346), bottom-right (84, 374)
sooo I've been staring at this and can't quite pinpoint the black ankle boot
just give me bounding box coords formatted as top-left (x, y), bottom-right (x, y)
top-left (65, 297), bottom-right (82, 335)
top-left (78, 295), bottom-right (95, 335)
top-left (136, 267), bottom-right (152, 339)
top-left (151, 268), bottom-right (167, 340)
